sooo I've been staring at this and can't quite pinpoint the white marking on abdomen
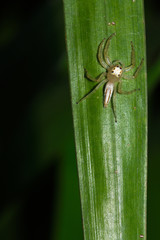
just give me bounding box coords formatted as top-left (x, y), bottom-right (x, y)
top-left (104, 82), bottom-right (114, 107)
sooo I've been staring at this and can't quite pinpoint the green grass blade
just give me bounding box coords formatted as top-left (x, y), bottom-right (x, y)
top-left (63, 0), bottom-right (147, 239)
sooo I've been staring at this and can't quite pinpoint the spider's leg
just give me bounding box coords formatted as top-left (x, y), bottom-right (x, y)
top-left (122, 75), bottom-right (134, 80)
top-left (76, 79), bottom-right (107, 104)
top-left (85, 69), bottom-right (106, 82)
top-left (112, 87), bottom-right (117, 122)
top-left (122, 58), bottom-right (144, 80)
top-left (124, 41), bottom-right (135, 72)
top-left (97, 39), bottom-right (108, 69)
top-left (117, 81), bottom-right (140, 95)
top-left (113, 60), bottom-right (124, 68)
top-left (104, 33), bottom-right (116, 66)
top-left (133, 58), bottom-right (144, 78)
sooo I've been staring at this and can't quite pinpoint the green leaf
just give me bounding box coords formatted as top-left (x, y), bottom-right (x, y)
top-left (63, 0), bottom-right (147, 239)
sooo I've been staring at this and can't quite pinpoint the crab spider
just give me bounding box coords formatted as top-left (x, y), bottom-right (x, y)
top-left (77, 32), bottom-right (144, 122)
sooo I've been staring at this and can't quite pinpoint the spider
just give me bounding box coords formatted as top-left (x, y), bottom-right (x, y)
top-left (77, 33), bottom-right (144, 122)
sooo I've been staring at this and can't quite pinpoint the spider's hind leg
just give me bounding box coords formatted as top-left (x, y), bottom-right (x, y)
top-left (117, 81), bottom-right (140, 95)
top-left (124, 41), bottom-right (136, 72)
top-left (77, 79), bottom-right (107, 104)
top-left (133, 58), bottom-right (144, 78)
top-left (122, 58), bottom-right (144, 80)
top-left (85, 69), bottom-right (106, 82)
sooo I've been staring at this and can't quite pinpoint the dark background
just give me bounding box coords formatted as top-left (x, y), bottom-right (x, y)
top-left (0, 0), bottom-right (159, 239)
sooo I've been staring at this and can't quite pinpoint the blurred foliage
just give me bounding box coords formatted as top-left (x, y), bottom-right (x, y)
top-left (0, 0), bottom-right (159, 239)
top-left (0, 1), bottom-right (83, 239)
top-left (145, 1), bottom-right (160, 239)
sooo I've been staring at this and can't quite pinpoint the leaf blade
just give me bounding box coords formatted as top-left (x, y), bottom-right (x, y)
top-left (63, 0), bottom-right (147, 239)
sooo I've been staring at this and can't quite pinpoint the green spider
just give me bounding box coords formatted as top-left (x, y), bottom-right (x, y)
top-left (77, 33), bottom-right (144, 122)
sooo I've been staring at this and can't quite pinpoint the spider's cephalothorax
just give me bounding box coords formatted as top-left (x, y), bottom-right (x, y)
top-left (107, 65), bottom-right (123, 81)
top-left (77, 33), bottom-right (144, 122)
top-left (110, 65), bottom-right (123, 78)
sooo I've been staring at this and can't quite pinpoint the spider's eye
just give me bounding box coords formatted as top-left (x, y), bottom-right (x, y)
top-left (112, 70), bottom-right (114, 73)
top-left (118, 74), bottom-right (120, 77)
top-left (120, 67), bottom-right (122, 69)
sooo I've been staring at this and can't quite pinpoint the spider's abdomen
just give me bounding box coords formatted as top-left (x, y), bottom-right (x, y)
top-left (104, 82), bottom-right (114, 107)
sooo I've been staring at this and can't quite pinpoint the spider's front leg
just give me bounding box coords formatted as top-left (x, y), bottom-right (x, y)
top-left (98, 33), bottom-right (116, 68)
top-left (117, 81), bottom-right (140, 95)
top-left (104, 33), bottom-right (116, 66)
top-left (98, 39), bottom-right (108, 69)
